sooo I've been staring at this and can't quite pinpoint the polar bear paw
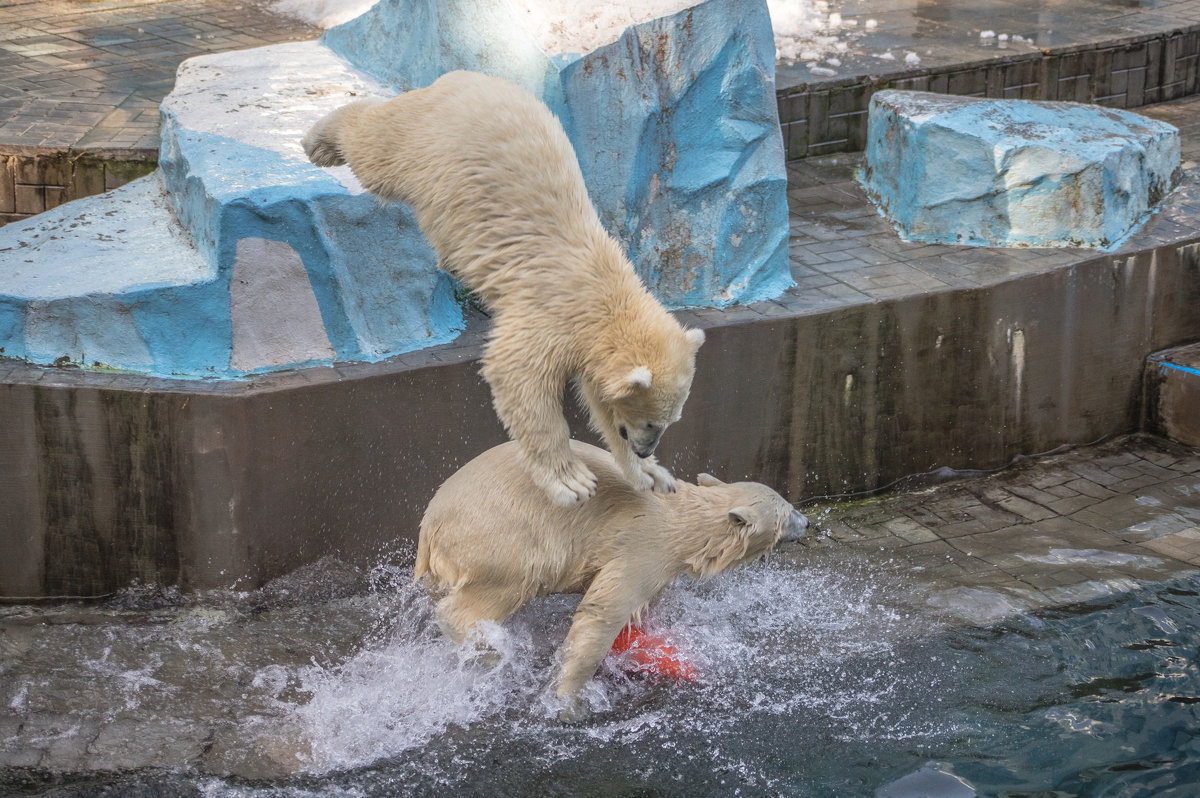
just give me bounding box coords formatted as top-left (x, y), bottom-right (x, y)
top-left (556, 694), bottom-right (590, 724)
top-left (638, 459), bottom-right (677, 494)
top-left (301, 127), bottom-right (344, 168)
top-left (534, 458), bottom-right (598, 507)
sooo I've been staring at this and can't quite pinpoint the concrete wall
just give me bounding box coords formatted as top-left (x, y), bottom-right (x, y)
top-left (1144, 341), bottom-right (1200, 448)
top-left (2, 239), bottom-right (1199, 597)
top-left (0, 149), bottom-right (155, 227)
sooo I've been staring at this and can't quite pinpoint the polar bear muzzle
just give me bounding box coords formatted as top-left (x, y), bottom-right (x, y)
top-left (619, 422), bottom-right (664, 458)
top-left (783, 508), bottom-right (810, 541)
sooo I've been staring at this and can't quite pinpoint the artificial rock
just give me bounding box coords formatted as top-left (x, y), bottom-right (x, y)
top-left (0, 0), bottom-right (790, 378)
top-left (861, 91), bottom-right (1181, 249)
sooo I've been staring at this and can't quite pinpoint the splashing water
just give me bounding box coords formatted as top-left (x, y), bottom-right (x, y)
top-left (8, 552), bottom-right (1200, 795)
top-left (273, 556), bottom-right (939, 778)
top-left (289, 589), bottom-right (557, 772)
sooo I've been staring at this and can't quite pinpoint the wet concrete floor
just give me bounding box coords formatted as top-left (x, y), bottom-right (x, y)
top-left (802, 433), bottom-right (1200, 624)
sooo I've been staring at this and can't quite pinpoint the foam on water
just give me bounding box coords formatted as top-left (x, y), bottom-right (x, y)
top-left (0, 551), bottom-right (949, 788)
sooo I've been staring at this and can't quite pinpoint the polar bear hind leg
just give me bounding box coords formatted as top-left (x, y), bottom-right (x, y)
top-left (435, 584), bottom-right (529, 645)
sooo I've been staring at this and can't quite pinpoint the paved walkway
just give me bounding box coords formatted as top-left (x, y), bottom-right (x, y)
top-left (774, 0), bottom-right (1200, 90)
top-left (801, 433), bottom-right (1200, 624)
top-left (0, 0), bottom-right (318, 152)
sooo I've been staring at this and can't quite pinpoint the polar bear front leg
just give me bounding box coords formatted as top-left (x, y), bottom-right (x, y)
top-left (633, 455), bottom-right (676, 494)
top-left (553, 566), bottom-right (650, 722)
top-left (484, 359), bottom-right (597, 506)
top-left (612, 446), bottom-right (676, 495)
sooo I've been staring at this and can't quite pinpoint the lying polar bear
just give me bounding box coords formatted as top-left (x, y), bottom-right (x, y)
top-left (415, 440), bottom-right (809, 720)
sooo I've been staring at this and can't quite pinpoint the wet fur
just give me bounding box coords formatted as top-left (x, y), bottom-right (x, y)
top-left (415, 440), bottom-right (806, 719)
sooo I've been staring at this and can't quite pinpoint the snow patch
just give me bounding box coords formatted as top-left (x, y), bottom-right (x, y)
top-left (271, 0), bottom-right (378, 28)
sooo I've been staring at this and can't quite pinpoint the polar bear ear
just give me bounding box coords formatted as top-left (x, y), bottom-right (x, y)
top-left (604, 365), bottom-right (653, 399)
top-left (728, 507), bottom-right (754, 530)
top-left (624, 366), bottom-right (653, 390)
top-left (685, 328), bottom-right (705, 352)
top-left (696, 473), bottom-right (725, 487)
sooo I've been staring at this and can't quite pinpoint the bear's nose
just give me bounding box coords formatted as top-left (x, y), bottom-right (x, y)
top-left (782, 509), bottom-right (809, 541)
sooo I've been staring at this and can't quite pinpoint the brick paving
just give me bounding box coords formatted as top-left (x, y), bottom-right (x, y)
top-left (0, 0), bottom-right (318, 151)
top-left (0, 0), bottom-right (318, 222)
top-left (796, 434), bottom-right (1200, 623)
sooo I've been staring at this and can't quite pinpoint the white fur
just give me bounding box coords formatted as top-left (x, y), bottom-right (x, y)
top-left (303, 71), bottom-right (704, 505)
top-left (415, 440), bottom-right (805, 720)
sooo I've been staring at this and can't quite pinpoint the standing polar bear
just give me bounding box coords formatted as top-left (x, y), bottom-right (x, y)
top-left (303, 70), bottom-right (705, 506)
top-left (415, 440), bottom-right (809, 720)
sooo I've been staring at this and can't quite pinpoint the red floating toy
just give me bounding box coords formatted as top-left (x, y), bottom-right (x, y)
top-left (608, 625), bottom-right (697, 682)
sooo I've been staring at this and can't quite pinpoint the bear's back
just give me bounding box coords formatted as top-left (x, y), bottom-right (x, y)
top-left (416, 441), bottom-right (659, 586)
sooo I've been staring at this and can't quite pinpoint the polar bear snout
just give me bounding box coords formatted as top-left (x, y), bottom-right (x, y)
top-left (783, 508), bottom-right (809, 541)
top-left (620, 423), bottom-right (664, 459)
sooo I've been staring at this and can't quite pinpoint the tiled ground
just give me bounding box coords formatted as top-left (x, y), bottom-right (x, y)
top-left (797, 433), bottom-right (1200, 623)
top-left (775, 0), bottom-right (1200, 90)
top-left (0, 0), bottom-right (318, 151)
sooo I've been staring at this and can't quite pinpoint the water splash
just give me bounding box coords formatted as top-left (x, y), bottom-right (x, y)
top-left (290, 586), bottom-right (557, 772)
top-left (275, 557), bottom-right (939, 775)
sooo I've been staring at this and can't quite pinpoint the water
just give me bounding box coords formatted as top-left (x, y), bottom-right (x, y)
top-left (2, 549), bottom-right (1200, 797)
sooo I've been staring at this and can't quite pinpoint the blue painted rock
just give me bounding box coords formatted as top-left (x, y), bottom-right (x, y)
top-left (322, 0), bottom-right (793, 308)
top-left (0, 0), bottom-right (791, 378)
top-left (0, 44), bottom-right (464, 379)
top-left (861, 90), bottom-right (1181, 249)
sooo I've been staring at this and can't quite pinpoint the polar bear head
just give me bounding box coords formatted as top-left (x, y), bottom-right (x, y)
top-left (599, 326), bottom-right (706, 459)
top-left (683, 474), bottom-right (809, 578)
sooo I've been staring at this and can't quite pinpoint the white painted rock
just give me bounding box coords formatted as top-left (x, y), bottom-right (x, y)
top-left (862, 91), bottom-right (1181, 249)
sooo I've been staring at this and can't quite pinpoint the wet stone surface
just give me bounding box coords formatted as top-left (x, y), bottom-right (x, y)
top-left (861, 91), bottom-right (1181, 249)
top-left (802, 434), bottom-right (1200, 625)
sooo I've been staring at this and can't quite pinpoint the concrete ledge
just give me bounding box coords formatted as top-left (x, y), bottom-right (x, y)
top-left (1145, 342), bottom-right (1200, 448)
top-left (4, 232), bottom-right (1200, 597)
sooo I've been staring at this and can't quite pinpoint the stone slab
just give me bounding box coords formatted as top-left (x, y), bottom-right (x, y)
top-left (159, 41), bottom-right (466, 374)
top-left (862, 90), bottom-right (1181, 249)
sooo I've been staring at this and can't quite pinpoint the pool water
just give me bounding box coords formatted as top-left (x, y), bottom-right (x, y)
top-left (2, 549), bottom-right (1199, 797)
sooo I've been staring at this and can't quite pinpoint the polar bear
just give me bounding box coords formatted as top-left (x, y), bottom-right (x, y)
top-left (414, 440), bottom-right (809, 721)
top-left (303, 71), bottom-right (705, 506)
